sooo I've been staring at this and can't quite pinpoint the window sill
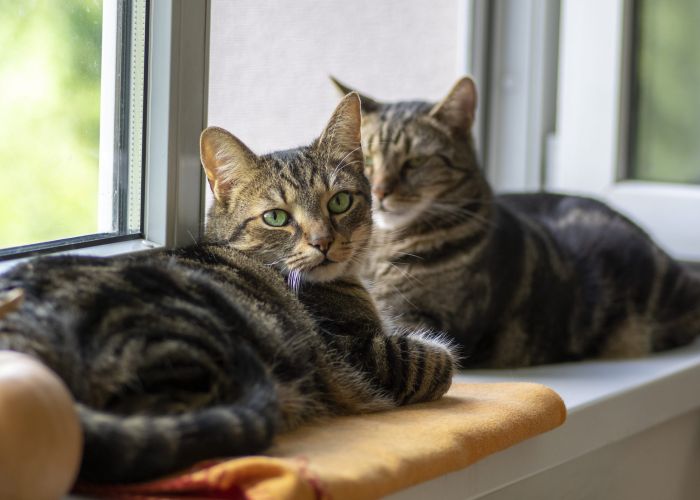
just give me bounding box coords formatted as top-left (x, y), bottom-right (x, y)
top-left (389, 337), bottom-right (700, 499)
top-left (0, 239), bottom-right (163, 275)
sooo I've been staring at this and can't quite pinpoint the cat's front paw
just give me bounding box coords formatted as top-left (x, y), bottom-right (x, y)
top-left (397, 329), bottom-right (459, 405)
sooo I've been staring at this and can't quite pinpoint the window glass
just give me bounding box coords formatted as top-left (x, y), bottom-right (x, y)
top-left (0, 0), bottom-right (146, 257)
top-left (628, 0), bottom-right (700, 184)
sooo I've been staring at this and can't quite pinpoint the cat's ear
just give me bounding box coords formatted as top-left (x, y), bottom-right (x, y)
top-left (329, 76), bottom-right (381, 114)
top-left (200, 127), bottom-right (257, 201)
top-left (429, 76), bottom-right (477, 135)
top-left (317, 92), bottom-right (362, 160)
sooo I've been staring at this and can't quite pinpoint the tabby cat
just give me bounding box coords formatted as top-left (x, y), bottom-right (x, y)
top-left (0, 93), bottom-right (456, 483)
top-left (332, 76), bottom-right (700, 368)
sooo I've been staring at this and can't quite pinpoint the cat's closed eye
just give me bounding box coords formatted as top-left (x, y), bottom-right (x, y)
top-left (400, 157), bottom-right (427, 174)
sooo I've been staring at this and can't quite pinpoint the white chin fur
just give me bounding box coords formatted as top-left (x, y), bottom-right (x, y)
top-left (373, 200), bottom-right (429, 230)
top-left (305, 260), bottom-right (348, 282)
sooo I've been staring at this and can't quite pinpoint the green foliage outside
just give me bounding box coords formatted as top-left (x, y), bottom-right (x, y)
top-left (0, 0), bottom-right (102, 249)
top-left (631, 0), bottom-right (700, 184)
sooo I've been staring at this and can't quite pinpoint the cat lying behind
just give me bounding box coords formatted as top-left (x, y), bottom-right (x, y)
top-left (0, 93), bottom-right (456, 483)
top-left (332, 76), bottom-right (700, 368)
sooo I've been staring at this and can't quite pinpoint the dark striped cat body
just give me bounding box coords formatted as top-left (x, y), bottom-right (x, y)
top-left (0, 93), bottom-right (455, 483)
top-left (332, 77), bottom-right (700, 367)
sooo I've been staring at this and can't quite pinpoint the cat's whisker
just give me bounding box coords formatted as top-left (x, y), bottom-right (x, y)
top-left (388, 283), bottom-right (419, 308)
top-left (285, 255), bottom-right (310, 268)
top-left (330, 160), bottom-right (365, 186)
top-left (329, 147), bottom-right (363, 183)
top-left (386, 260), bottom-right (425, 286)
top-left (422, 203), bottom-right (495, 229)
top-left (186, 230), bottom-right (198, 245)
top-left (422, 207), bottom-right (482, 223)
top-left (334, 146), bottom-right (363, 169)
top-left (264, 257), bottom-right (287, 267)
top-left (394, 251), bottom-right (423, 259)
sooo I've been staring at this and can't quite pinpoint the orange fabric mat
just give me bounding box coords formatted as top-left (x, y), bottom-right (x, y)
top-left (75, 382), bottom-right (566, 500)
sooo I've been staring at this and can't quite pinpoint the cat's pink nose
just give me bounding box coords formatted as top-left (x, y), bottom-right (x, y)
top-left (308, 234), bottom-right (333, 253)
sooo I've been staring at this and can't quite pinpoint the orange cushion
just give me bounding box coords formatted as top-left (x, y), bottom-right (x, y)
top-left (76, 382), bottom-right (566, 499)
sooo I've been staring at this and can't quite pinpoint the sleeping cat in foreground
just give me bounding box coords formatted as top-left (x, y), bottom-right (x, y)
top-left (332, 77), bottom-right (700, 368)
top-left (0, 93), bottom-right (456, 483)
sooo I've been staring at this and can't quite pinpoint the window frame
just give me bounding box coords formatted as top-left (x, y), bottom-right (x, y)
top-left (0, 0), bottom-right (148, 261)
top-left (465, 0), bottom-right (560, 192)
top-left (98, 0), bottom-right (148, 239)
top-left (0, 0), bottom-right (209, 271)
top-left (98, 0), bottom-right (119, 234)
top-left (143, 0), bottom-right (209, 249)
top-left (547, 0), bottom-right (700, 260)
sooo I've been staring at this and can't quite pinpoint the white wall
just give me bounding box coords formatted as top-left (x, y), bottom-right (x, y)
top-left (208, 0), bottom-right (466, 154)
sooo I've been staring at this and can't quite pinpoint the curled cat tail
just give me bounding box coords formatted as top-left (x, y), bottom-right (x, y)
top-left (77, 345), bottom-right (279, 484)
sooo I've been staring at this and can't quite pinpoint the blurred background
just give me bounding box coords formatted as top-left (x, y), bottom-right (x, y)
top-left (0, 0), bottom-right (698, 256)
top-left (0, 0), bottom-right (102, 248)
top-left (207, 1), bottom-right (465, 153)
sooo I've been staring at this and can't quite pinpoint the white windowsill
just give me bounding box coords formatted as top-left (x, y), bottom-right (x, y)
top-left (389, 337), bottom-right (700, 499)
top-left (0, 239), bottom-right (163, 275)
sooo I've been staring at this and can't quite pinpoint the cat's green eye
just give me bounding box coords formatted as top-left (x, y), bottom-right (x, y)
top-left (263, 209), bottom-right (290, 227)
top-left (364, 155), bottom-right (374, 167)
top-left (328, 192), bottom-right (353, 214)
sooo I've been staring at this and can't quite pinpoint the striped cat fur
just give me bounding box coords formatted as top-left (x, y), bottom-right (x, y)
top-left (0, 93), bottom-right (456, 483)
top-left (332, 76), bottom-right (700, 368)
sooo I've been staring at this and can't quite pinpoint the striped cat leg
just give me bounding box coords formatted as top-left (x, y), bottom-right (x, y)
top-left (367, 330), bottom-right (458, 406)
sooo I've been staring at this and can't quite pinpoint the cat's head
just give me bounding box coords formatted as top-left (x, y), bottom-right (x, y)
top-left (331, 76), bottom-right (484, 231)
top-left (200, 93), bottom-right (370, 284)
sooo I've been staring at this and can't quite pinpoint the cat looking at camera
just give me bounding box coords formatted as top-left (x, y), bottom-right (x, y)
top-left (0, 93), bottom-right (456, 483)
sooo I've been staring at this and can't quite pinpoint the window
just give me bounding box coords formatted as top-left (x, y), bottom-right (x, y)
top-left (627, 0), bottom-right (700, 185)
top-left (0, 0), bottom-right (146, 260)
top-left (549, 0), bottom-right (700, 261)
top-left (0, 0), bottom-right (209, 265)
top-left (4, 1), bottom-right (694, 265)
top-left (478, 0), bottom-right (560, 192)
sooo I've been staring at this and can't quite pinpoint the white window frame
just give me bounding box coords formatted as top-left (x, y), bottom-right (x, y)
top-left (483, 0), bottom-right (560, 192)
top-left (100, 0), bottom-right (210, 251)
top-left (97, 0), bottom-right (147, 237)
top-left (98, 0), bottom-right (118, 233)
top-left (465, 0), bottom-right (560, 192)
top-left (144, 0), bottom-right (209, 249)
top-left (0, 0), bottom-right (209, 272)
top-left (548, 0), bottom-right (700, 261)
